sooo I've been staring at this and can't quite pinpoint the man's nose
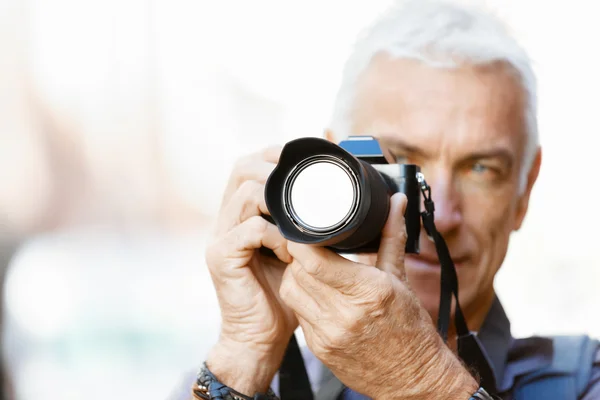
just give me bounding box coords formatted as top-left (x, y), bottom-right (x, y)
top-left (424, 173), bottom-right (463, 236)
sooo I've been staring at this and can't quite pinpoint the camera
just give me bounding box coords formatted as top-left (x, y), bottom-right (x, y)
top-left (264, 135), bottom-right (422, 254)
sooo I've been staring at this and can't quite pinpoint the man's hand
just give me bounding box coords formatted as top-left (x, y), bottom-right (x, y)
top-left (204, 146), bottom-right (298, 395)
top-left (279, 193), bottom-right (479, 399)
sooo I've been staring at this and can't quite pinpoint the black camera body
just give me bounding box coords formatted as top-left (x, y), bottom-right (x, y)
top-left (264, 135), bottom-right (422, 254)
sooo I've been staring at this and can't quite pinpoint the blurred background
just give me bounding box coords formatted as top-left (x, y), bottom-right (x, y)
top-left (1, 0), bottom-right (599, 399)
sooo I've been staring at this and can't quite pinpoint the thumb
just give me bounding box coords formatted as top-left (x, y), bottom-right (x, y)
top-left (375, 193), bottom-right (408, 281)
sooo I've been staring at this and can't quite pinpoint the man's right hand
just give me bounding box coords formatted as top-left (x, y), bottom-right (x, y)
top-left (204, 146), bottom-right (297, 395)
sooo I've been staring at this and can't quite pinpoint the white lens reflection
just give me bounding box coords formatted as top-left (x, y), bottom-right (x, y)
top-left (289, 161), bottom-right (356, 230)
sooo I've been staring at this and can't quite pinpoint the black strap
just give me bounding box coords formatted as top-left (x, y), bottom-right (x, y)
top-left (418, 181), bottom-right (469, 340)
top-left (419, 178), bottom-right (497, 393)
top-left (278, 334), bottom-right (314, 400)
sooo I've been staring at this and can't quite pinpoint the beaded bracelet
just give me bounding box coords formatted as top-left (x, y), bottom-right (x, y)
top-left (191, 362), bottom-right (279, 400)
top-left (469, 387), bottom-right (498, 400)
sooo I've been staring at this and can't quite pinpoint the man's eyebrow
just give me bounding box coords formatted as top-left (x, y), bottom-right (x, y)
top-left (463, 149), bottom-right (515, 166)
top-left (377, 137), bottom-right (429, 157)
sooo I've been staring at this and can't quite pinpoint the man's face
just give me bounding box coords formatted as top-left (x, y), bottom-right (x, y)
top-left (343, 55), bottom-right (540, 324)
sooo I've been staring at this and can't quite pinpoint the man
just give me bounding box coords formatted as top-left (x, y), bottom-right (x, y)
top-left (178, 0), bottom-right (600, 399)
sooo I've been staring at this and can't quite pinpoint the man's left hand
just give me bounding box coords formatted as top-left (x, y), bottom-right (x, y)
top-left (279, 193), bottom-right (479, 399)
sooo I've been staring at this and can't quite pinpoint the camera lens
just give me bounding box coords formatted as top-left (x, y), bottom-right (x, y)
top-left (283, 156), bottom-right (360, 235)
top-left (265, 136), bottom-right (421, 254)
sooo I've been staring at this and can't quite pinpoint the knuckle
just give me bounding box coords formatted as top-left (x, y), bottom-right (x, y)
top-left (279, 272), bottom-right (294, 299)
top-left (306, 257), bottom-right (325, 276)
top-left (326, 325), bottom-right (350, 350)
top-left (397, 226), bottom-right (408, 243)
top-left (350, 273), bottom-right (395, 317)
top-left (233, 154), bottom-right (253, 174)
top-left (230, 153), bottom-right (259, 185)
top-left (237, 179), bottom-right (261, 197)
top-left (237, 181), bottom-right (264, 217)
top-left (247, 215), bottom-right (268, 234)
top-left (355, 275), bottom-right (395, 324)
top-left (374, 274), bottom-right (396, 306)
top-left (340, 304), bottom-right (363, 330)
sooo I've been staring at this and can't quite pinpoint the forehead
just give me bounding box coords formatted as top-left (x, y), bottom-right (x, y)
top-left (349, 54), bottom-right (527, 160)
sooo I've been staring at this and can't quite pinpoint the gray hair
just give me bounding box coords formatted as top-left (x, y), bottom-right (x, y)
top-left (328, 0), bottom-right (538, 192)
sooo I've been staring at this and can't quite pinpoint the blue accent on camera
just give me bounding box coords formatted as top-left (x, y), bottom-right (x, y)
top-left (338, 136), bottom-right (384, 157)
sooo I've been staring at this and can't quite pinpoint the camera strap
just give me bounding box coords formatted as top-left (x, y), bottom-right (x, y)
top-left (277, 177), bottom-right (498, 399)
top-left (417, 177), bottom-right (469, 341)
top-left (418, 176), bottom-right (497, 393)
top-left (278, 333), bottom-right (313, 400)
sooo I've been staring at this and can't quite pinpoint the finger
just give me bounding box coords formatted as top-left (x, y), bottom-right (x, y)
top-left (279, 265), bottom-right (323, 326)
top-left (220, 161), bottom-right (276, 209)
top-left (288, 260), bottom-right (339, 308)
top-left (215, 180), bottom-right (269, 236)
top-left (220, 146), bottom-right (282, 207)
top-left (287, 242), bottom-right (364, 293)
top-left (261, 145), bottom-right (283, 163)
top-left (375, 192), bottom-right (408, 281)
top-left (206, 216), bottom-right (292, 276)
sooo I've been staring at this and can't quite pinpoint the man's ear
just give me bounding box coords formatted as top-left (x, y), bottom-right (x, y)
top-left (324, 129), bottom-right (337, 143)
top-left (514, 147), bottom-right (542, 231)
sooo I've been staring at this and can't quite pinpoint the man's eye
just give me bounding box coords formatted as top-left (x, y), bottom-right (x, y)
top-left (472, 163), bottom-right (488, 173)
top-left (468, 162), bottom-right (505, 184)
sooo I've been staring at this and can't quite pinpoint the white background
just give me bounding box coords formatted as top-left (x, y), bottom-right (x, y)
top-left (1, 0), bottom-right (599, 399)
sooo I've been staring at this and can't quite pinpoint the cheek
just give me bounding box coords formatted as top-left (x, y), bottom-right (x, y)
top-left (464, 192), bottom-right (518, 278)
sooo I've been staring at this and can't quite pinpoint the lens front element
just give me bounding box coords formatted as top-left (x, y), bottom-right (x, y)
top-left (284, 156), bottom-right (359, 235)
